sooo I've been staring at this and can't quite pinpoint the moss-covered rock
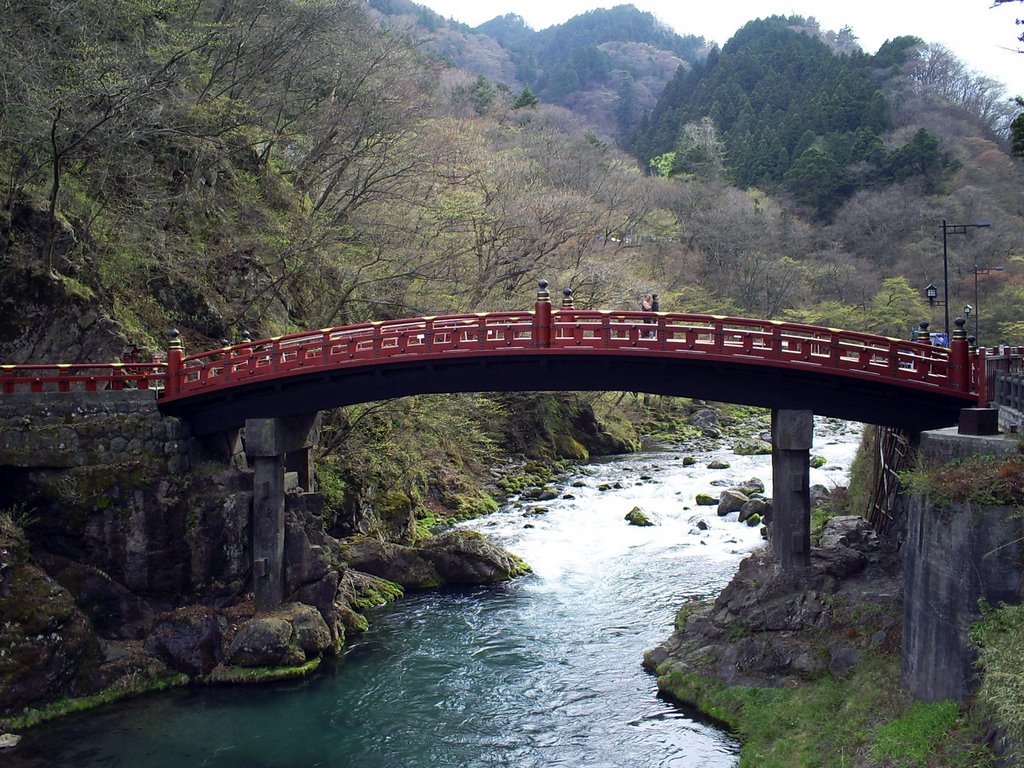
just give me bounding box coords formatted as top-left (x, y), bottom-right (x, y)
top-left (733, 439), bottom-right (772, 456)
top-left (419, 530), bottom-right (531, 584)
top-left (625, 506), bottom-right (655, 526)
top-left (0, 547), bottom-right (103, 717)
top-left (338, 536), bottom-right (444, 590)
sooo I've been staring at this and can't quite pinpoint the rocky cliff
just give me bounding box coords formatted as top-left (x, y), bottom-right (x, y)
top-left (0, 392), bottom-right (528, 727)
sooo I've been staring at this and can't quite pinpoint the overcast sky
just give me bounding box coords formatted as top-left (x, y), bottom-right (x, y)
top-left (414, 0), bottom-right (1024, 97)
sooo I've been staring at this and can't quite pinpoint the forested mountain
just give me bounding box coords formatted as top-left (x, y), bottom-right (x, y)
top-left (370, 2), bottom-right (706, 141)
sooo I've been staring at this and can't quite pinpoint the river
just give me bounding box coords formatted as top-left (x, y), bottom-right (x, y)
top-left (3, 418), bottom-right (862, 768)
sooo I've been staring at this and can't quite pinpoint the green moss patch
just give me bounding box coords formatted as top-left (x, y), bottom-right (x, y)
top-left (206, 659), bottom-right (321, 685)
top-left (657, 655), bottom-right (994, 767)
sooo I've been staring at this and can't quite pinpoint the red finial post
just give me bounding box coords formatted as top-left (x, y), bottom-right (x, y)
top-left (165, 329), bottom-right (183, 397)
top-left (949, 316), bottom-right (969, 393)
top-left (534, 279), bottom-right (552, 348)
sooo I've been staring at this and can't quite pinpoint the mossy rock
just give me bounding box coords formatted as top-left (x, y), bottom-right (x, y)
top-left (733, 439), bottom-right (772, 456)
top-left (625, 506), bottom-right (655, 526)
top-left (521, 486), bottom-right (558, 501)
top-left (207, 658), bottom-right (320, 684)
top-left (554, 434), bottom-right (590, 461)
top-left (695, 493), bottom-right (717, 506)
top-left (707, 460), bottom-right (731, 470)
top-left (745, 514), bottom-right (762, 527)
top-left (682, 456), bottom-right (698, 466)
top-left (453, 492), bottom-right (499, 518)
top-left (810, 455), bottom-right (827, 469)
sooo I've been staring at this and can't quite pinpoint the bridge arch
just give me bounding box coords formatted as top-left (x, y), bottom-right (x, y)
top-left (156, 284), bottom-right (978, 435)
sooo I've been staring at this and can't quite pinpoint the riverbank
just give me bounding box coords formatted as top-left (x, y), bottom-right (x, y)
top-left (644, 512), bottom-right (999, 766)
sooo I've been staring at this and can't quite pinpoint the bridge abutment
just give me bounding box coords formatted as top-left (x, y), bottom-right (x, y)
top-left (770, 408), bottom-right (813, 569)
top-left (245, 414), bottom-right (320, 611)
top-left (902, 428), bottom-right (1023, 702)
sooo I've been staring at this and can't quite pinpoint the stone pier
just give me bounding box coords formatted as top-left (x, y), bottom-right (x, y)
top-left (244, 413), bottom-right (320, 611)
top-left (770, 408), bottom-right (813, 570)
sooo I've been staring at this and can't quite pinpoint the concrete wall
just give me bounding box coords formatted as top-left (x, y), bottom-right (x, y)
top-left (902, 429), bottom-right (1024, 702)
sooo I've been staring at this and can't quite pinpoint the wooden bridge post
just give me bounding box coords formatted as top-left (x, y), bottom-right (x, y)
top-left (534, 279), bottom-right (552, 347)
top-left (165, 329), bottom-right (183, 397)
top-left (771, 409), bottom-right (813, 570)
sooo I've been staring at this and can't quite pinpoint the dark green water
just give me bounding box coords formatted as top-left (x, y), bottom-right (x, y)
top-left (3, 422), bottom-right (860, 767)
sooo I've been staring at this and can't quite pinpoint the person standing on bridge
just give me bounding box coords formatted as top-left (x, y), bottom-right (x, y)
top-left (641, 293), bottom-right (655, 337)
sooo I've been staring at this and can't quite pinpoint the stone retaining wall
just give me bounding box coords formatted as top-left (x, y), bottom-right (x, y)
top-left (0, 391), bottom-right (189, 473)
top-left (902, 429), bottom-right (1024, 702)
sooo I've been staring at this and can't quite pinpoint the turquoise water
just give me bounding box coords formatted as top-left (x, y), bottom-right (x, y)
top-left (4, 421), bottom-right (860, 767)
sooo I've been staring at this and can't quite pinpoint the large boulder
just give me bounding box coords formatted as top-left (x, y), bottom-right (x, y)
top-left (339, 531), bottom-right (530, 589)
top-left (225, 604), bottom-right (332, 669)
top-left (717, 489), bottom-right (748, 516)
top-left (735, 477), bottom-right (766, 496)
top-left (0, 556), bottom-right (101, 717)
top-left (291, 570), bottom-right (343, 646)
top-left (738, 498), bottom-right (769, 524)
top-left (144, 610), bottom-right (224, 676)
top-left (689, 409), bottom-right (720, 430)
top-left (226, 617), bottom-right (297, 668)
top-left (733, 439), bottom-right (772, 456)
top-left (419, 530), bottom-right (530, 585)
top-left (339, 537), bottom-right (444, 590)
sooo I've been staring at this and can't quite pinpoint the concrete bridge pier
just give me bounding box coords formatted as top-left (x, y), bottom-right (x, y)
top-left (770, 409), bottom-right (813, 569)
top-left (245, 413), bottom-right (321, 610)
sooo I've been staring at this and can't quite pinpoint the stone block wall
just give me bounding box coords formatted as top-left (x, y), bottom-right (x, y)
top-left (0, 391), bottom-right (189, 473)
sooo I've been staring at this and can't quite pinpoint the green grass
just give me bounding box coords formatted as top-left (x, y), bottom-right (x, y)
top-left (971, 602), bottom-right (1024, 760)
top-left (657, 654), bottom-right (994, 768)
top-left (869, 701), bottom-right (959, 766)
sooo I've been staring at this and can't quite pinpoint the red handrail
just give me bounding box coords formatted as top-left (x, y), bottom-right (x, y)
top-left (0, 363), bottom-right (166, 394)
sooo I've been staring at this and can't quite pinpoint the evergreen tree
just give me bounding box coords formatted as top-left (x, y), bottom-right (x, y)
top-left (512, 86), bottom-right (539, 109)
top-left (784, 147), bottom-right (844, 219)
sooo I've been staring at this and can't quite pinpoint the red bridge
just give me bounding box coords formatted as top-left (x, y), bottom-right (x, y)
top-left (1, 283), bottom-right (992, 434)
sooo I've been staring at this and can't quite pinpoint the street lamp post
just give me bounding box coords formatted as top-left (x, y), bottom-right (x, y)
top-left (941, 219), bottom-right (990, 338)
top-left (972, 264), bottom-right (1005, 345)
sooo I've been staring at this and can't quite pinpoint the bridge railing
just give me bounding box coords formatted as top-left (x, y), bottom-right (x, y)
top-left (171, 312), bottom-right (539, 395)
top-left (549, 311), bottom-right (956, 384)
top-left (994, 370), bottom-right (1024, 413)
top-left (981, 347), bottom-right (1024, 405)
top-left (1, 285), bottom-right (982, 405)
top-left (0, 363), bottom-right (166, 394)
